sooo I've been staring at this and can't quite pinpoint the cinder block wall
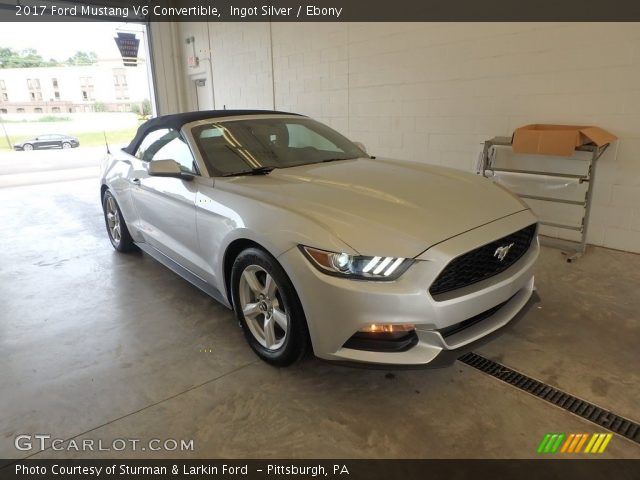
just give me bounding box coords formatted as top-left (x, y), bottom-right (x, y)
top-left (175, 22), bottom-right (640, 253)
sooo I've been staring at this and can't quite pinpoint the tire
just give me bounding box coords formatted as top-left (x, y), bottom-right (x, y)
top-left (23, 144), bottom-right (33, 151)
top-left (102, 190), bottom-right (136, 252)
top-left (231, 247), bottom-right (309, 367)
top-left (62, 142), bottom-right (71, 149)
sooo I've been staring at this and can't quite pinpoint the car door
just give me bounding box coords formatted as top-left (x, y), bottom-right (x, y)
top-left (129, 128), bottom-right (205, 275)
top-left (32, 136), bottom-right (46, 149)
top-left (51, 135), bottom-right (64, 148)
top-left (38, 135), bottom-right (56, 149)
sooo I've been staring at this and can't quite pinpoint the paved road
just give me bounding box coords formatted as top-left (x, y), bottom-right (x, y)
top-left (0, 144), bottom-right (127, 188)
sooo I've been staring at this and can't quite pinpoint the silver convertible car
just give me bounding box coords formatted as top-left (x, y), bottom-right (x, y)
top-left (100, 110), bottom-right (539, 367)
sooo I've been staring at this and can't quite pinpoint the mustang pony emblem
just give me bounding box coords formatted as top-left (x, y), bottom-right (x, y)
top-left (494, 243), bottom-right (515, 262)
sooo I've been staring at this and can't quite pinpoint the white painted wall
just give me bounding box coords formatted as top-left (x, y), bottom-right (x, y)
top-left (208, 23), bottom-right (274, 110)
top-left (171, 22), bottom-right (640, 253)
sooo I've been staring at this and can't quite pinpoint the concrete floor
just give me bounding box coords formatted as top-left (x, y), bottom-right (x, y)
top-left (0, 177), bottom-right (638, 459)
top-left (0, 145), bottom-right (119, 188)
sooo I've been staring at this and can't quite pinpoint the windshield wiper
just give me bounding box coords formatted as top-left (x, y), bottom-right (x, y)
top-left (222, 166), bottom-right (275, 177)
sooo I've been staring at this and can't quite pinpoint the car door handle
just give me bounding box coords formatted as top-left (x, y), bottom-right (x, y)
top-left (131, 178), bottom-right (141, 185)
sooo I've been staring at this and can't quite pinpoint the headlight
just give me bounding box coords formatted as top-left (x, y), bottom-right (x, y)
top-left (299, 246), bottom-right (413, 281)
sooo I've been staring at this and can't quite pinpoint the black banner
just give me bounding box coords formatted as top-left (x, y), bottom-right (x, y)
top-left (114, 32), bottom-right (140, 66)
top-left (2, 0), bottom-right (640, 22)
top-left (1, 460), bottom-right (639, 480)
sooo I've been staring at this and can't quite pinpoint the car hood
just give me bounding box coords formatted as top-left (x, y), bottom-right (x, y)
top-left (221, 158), bottom-right (528, 258)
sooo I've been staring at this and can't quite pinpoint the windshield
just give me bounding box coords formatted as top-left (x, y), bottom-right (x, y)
top-left (191, 117), bottom-right (366, 176)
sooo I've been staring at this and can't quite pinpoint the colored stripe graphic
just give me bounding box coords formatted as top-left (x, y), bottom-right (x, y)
top-left (591, 434), bottom-right (606, 453)
top-left (584, 433), bottom-right (599, 453)
top-left (574, 433), bottom-right (589, 453)
top-left (537, 434), bottom-right (552, 454)
top-left (597, 433), bottom-right (613, 453)
top-left (568, 434), bottom-right (582, 453)
top-left (560, 434), bottom-right (575, 453)
top-left (550, 433), bottom-right (565, 453)
top-left (537, 433), bottom-right (566, 453)
top-left (538, 432), bottom-right (613, 454)
top-left (545, 434), bottom-right (559, 453)
top-left (585, 433), bottom-right (613, 454)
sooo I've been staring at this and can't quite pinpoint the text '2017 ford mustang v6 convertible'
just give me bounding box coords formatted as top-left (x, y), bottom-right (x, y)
top-left (100, 110), bottom-right (538, 367)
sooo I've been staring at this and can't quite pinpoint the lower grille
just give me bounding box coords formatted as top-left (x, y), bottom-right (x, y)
top-left (429, 223), bottom-right (537, 296)
top-left (439, 295), bottom-right (513, 338)
top-left (343, 331), bottom-right (418, 352)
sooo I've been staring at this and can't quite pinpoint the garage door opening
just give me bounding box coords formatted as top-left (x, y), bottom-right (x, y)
top-left (0, 21), bottom-right (155, 187)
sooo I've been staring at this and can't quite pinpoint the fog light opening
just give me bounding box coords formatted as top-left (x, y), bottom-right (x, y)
top-left (345, 324), bottom-right (418, 352)
top-left (359, 324), bottom-right (415, 333)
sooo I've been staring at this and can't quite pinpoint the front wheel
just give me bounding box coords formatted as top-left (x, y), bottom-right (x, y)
top-left (231, 248), bottom-right (309, 366)
top-left (102, 190), bottom-right (136, 252)
top-left (62, 142), bottom-right (71, 149)
top-left (23, 144), bottom-right (33, 151)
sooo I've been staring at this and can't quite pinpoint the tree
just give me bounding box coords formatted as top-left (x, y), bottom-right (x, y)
top-left (65, 51), bottom-right (98, 66)
top-left (0, 47), bottom-right (61, 68)
top-left (130, 100), bottom-right (152, 116)
top-left (141, 99), bottom-right (151, 116)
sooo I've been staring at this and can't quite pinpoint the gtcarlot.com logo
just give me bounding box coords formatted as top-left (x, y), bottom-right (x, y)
top-left (15, 434), bottom-right (194, 452)
top-left (537, 432), bottom-right (613, 454)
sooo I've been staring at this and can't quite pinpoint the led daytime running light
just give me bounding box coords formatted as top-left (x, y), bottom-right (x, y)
top-left (300, 246), bottom-right (413, 281)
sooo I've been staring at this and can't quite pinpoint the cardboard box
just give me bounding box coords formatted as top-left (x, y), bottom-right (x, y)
top-left (512, 124), bottom-right (617, 157)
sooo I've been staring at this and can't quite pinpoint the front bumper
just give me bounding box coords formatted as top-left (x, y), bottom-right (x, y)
top-left (278, 209), bottom-right (539, 366)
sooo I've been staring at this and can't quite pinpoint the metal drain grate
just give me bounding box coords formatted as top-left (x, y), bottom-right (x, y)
top-left (459, 352), bottom-right (640, 444)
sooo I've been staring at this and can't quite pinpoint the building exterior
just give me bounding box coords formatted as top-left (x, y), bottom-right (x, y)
top-left (0, 59), bottom-right (150, 114)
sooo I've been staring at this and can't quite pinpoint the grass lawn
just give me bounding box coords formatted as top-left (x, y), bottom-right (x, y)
top-left (0, 128), bottom-right (138, 151)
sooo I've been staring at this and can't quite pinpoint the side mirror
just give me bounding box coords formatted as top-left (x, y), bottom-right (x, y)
top-left (147, 159), bottom-right (194, 181)
top-left (354, 141), bottom-right (367, 154)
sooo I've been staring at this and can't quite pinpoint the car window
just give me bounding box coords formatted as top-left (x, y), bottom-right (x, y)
top-left (135, 128), bottom-right (198, 174)
top-left (135, 129), bottom-right (171, 161)
top-left (199, 126), bottom-right (224, 139)
top-left (151, 135), bottom-right (198, 174)
top-left (192, 118), bottom-right (365, 176)
top-left (287, 124), bottom-right (341, 152)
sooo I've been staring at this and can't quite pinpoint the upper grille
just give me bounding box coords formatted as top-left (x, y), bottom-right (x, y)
top-left (429, 223), bottom-right (537, 296)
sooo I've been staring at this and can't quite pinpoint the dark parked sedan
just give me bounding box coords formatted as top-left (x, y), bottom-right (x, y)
top-left (14, 134), bottom-right (80, 151)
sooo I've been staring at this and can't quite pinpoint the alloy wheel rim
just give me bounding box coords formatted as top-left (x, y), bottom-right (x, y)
top-left (24, 144), bottom-right (33, 151)
top-left (238, 264), bottom-right (288, 350)
top-left (105, 196), bottom-right (121, 244)
top-left (62, 143), bottom-right (71, 149)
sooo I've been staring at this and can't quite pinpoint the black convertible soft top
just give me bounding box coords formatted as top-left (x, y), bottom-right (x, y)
top-left (122, 109), bottom-right (302, 155)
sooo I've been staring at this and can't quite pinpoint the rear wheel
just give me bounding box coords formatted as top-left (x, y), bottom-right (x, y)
top-left (102, 190), bottom-right (136, 252)
top-left (62, 142), bottom-right (71, 149)
top-left (23, 144), bottom-right (33, 151)
top-left (231, 248), bottom-right (308, 366)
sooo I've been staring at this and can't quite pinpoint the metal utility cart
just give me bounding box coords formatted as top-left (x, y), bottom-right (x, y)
top-left (478, 136), bottom-right (610, 262)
